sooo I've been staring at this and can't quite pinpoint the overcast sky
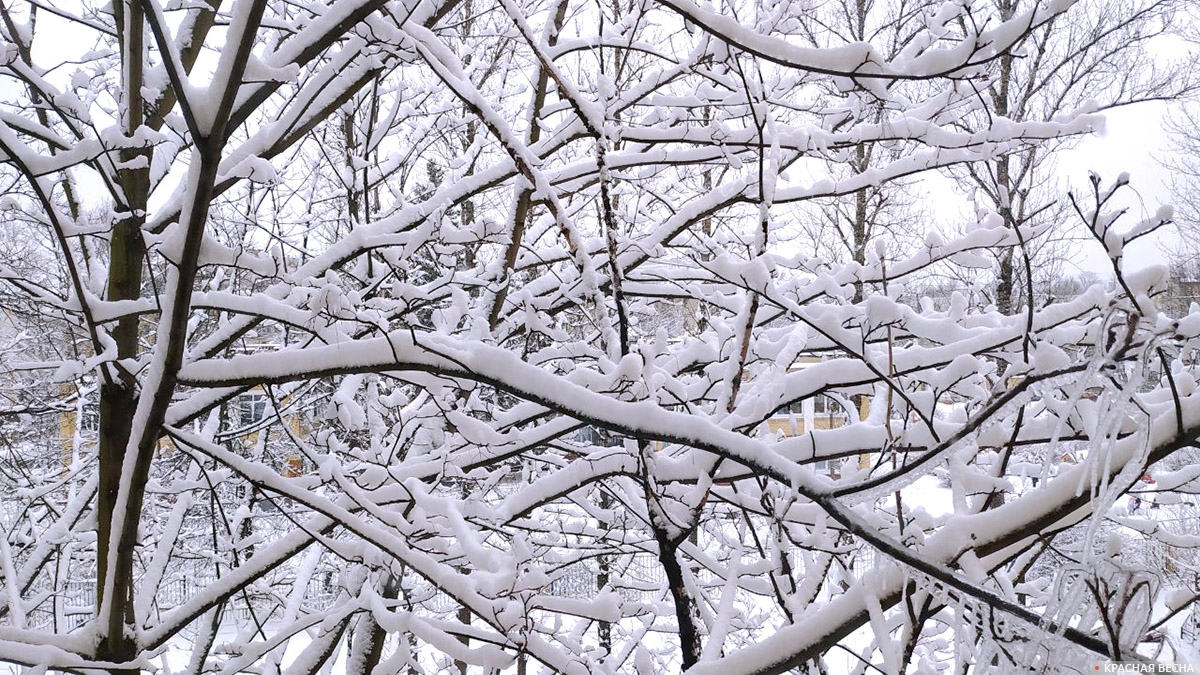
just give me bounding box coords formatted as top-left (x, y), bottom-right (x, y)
top-left (1058, 100), bottom-right (1177, 274)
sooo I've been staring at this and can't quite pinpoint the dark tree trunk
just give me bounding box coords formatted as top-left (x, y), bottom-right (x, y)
top-left (96, 0), bottom-right (149, 666)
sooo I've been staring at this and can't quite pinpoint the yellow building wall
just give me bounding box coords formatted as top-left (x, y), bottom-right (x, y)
top-left (765, 416), bottom-right (843, 435)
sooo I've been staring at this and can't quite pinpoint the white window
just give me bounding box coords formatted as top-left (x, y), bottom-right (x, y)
top-left (238, 393), bottom-right (268, 427)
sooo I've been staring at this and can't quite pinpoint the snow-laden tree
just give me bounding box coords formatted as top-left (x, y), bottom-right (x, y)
top-left (944, 0), bottom-right (1192, 315)
top-left (1163, 103), bottom-right (1200, 269)
top-left (0, 0), bottom-right (1194, 673)
top-left (792, 0), bottom-right (930, 302)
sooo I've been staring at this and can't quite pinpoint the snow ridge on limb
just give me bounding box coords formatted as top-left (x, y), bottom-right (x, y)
top-left (657, 0), bottom-right (1079, 79)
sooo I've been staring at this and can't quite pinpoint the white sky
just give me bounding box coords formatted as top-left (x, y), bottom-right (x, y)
top-left (1058, 100), bottom-right (1178, 274)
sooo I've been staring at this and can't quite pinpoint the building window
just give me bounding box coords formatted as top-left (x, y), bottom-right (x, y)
top-left (813, 395), bottom-right (833, 415)
top-left (776, 395), bottom-right (846, 420)
top-left (80, 402), bottom-right (100, 433)
top-left (576, 426), bottom-right (620, 447)
top-left (238, 393), bottom-right (268, 427)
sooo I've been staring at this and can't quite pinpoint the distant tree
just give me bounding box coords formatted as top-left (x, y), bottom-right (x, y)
top-left (1163, 103), bottom-right (1200, 269)
top-left (946, 0), bottom-right (1192, 315)
top-left (794, 0), bottom-right (930, 302)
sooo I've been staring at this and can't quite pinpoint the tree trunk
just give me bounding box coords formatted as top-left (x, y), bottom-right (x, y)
top-left (96, 0), bottom-right (149, 666)
top-left (993, 4), bottom-right (1016, 316)
top-left (653, 529), bottom-right (702, 670)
